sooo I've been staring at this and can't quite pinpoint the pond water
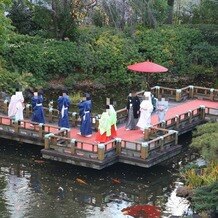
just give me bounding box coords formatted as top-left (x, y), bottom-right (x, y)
top-left (0, 133), bottom-right (197, 218)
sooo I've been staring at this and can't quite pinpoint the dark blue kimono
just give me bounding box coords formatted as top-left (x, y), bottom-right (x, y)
top-left (58, 96), bottom-right (70, 128)
top-left (78, 100), bottom-right (92, 136)
top-left (31, 95), bottom-right (45, 124)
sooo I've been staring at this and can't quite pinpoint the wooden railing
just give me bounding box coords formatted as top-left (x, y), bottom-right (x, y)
top-left (0, 115), bottom-right (59, 141)
top-left (44, 132), bottom-right (117, 161)
top-left (118, 129), bottom-right (178, 160)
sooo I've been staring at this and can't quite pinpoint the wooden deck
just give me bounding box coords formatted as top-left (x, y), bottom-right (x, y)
top-left (0, 85), bottom-right (218, 169)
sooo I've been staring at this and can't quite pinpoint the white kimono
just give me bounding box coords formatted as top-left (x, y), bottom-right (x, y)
top-left (137, 96), bottom-right (153, 130)
top-left (8, 91), bottom-right (24, 121)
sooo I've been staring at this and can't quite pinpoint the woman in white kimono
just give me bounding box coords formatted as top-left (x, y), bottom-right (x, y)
top-left (8, 89), bottom-right (24, 121)
top-left (136, 91), bottom-right (153, 131)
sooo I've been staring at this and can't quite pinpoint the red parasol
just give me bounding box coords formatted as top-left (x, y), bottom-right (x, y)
top-left (127, 60), bottom-right (168, 88)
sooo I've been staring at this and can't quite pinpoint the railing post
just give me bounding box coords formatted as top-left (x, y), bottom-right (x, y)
top-left (176, 89), bottom-right (181, 102)
top-left (25, 103), bottom-right (31, 118)
top-left (72, 112), bottom-right (78, 127)
top-left (143, 127), bottom-right (150, 141)
top-left (161, 120), bottom-right (166, 128)
top-left (200, 105), bottom-right (206, 119)
top-left (155, 86), bottom-right (160, 99)
top-left (98, 143), bottom-right (105, 161)
top-left (115, 138), bottom-right (122, 155)
top-left (175, 115), bottom-right (180, 129)
top-left (160, 136), bottom-right (164, 151)
top-left (44, 133), bottom-right (54, 149)
top-left (210, 88), bottom-right (214, 101)
top-left (169, 130), bottom-right (178, 145)
top-left (106, 97), bottom-right (110, 105)
top-left (70, 138), bottom-right (76, 155)
top-left (189, 85), bottom-right (194, 98)
top-left (48, 107), bottom-right (53, 122)
top-left (14, 120), bottom-right (20, 133)
top-left (60, 127), bottom-right (70, 138)
top-left (94, 115), bottom-right (99, 131)
top-left (38, 123), bottom-right (44, 139)
top-left (188, 110), bottom-right (192, 124)
top-left (3, 99), bottom-right (8, 114)
top-left (141, 142), bottom-right (148, 159)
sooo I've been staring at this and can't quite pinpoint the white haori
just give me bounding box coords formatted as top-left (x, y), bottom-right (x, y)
top-left (8, 91), bottom-right (24, 121)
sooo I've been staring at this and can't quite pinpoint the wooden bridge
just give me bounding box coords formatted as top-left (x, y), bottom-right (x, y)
top-left (0, 85), bottom-right (217, 169)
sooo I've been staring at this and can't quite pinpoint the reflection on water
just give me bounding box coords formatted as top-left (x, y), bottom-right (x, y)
top-left (0, 135), bottom-right (195, 218)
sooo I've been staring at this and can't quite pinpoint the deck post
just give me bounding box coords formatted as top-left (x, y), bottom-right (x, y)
top-left (115, 138), bottom-right (122, 155)
top-left (189, 85), bottom-right (194, 98)
top-left (141, 142), bottom-right (148, 159)
top-left (155, 86), bottom-right (160, 99)
top-left (200, 105), bottom-right (206, 119)
top-left (144, 127), bottom-right (150, 141)
top-left (25, 103), bottom-right (31, 118)
top-left (210, 88), bottom-right (214, 101)
top-left (98, 143), bottom-right (105, 161)
top-left (44, 133), bottom-right (54, 149)
top-left (70, 139), bottom-right (76, 154)
top-left (160, 136), bottom-right (164, 151)
top-left (38, 123), bottom-right (44, 139)
top-left (3, 99), bottom-right (8, 114)
top-left (176, 89), bottom-right (181, 102)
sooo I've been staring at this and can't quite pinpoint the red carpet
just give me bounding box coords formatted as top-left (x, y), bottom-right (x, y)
top-left (70, 99), bottom-right (218, 143)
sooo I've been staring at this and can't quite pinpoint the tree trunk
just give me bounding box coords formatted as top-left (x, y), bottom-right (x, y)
top-left (166, 0), bottom-right (174, 24)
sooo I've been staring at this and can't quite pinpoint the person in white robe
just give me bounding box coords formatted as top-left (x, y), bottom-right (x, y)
top-left (156, 97), bottom-right (168, 123)
top-left (136, 91), bottom-right (153, 131)
top-left (8, 89), bottom-right (24, 121)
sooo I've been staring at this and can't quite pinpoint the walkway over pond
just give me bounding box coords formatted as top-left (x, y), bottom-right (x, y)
top-left (0, 85), bottom-right (218, 169)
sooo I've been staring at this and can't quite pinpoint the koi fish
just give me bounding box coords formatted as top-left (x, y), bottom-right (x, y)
top-left (76, 178), bottom-right (88, 185)
top-left (112, 178), bottom-right (121, 184)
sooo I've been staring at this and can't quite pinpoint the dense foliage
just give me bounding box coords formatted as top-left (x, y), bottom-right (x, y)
top-left (2, 25), bottom-right (217, 89)
top-left (192, 181), bottom-right (218, 213)
top-left (0, 0), bottom-right (217, 91)
top-left (191, 122), bottom-right (218, 162)
top-left (182, 122), bottom-right (218, 214)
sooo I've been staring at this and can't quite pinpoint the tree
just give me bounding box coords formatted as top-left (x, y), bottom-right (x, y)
top-left (192, 0), bottom-right (218, 24)
top-left (0, 0), bottom-right (13, 53)
top-left (166, 0), bottom-right (174, 24)
top-left (191, 122), bottom-right (218, 162)
top-left (7, 0), bottom-right (39, 35)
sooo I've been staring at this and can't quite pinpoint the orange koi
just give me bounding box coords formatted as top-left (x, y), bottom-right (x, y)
top-left (76, 178), bottom-right (88, 185)
top-left (112, 178), bottom-right (121, 184)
